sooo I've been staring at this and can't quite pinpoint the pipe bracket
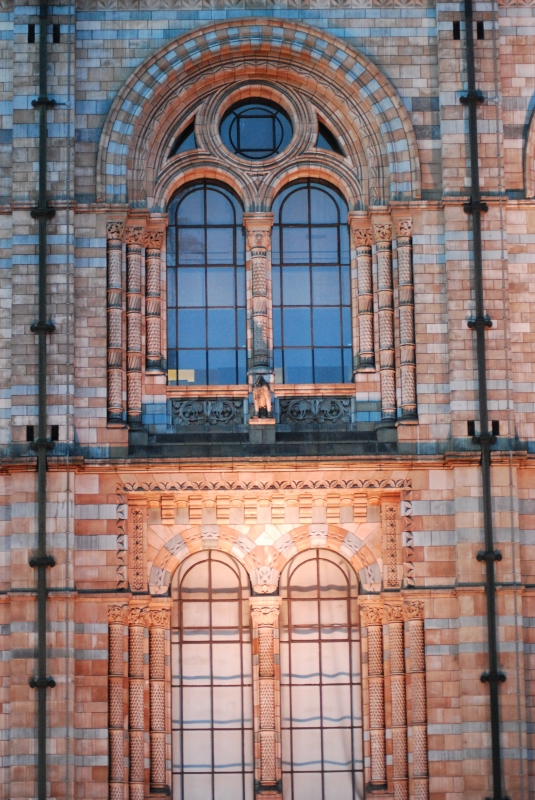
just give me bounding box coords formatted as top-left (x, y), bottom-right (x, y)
top-left (463, 199), bottom-right (489, 213)
top-left (30, 322), bottom-right (56, 334)
top-left (480, 671), bottom-right (506, 684)
top-left (476, 549), bottom-right (502, 563)
top-left (467, 315), bottom-right (492, 329)
top-left (460, 89), bottom-right (485, 105)
top-left (472, 432), bottom-right (497, 445)
top-left (30, 207), bottom-right (56, 219)
top-left (31, 97), bottom-right (57, 109)
top-left (29, 555), bottom-right (56, 568)
top-left (29, 676), bottom-right (56, 689)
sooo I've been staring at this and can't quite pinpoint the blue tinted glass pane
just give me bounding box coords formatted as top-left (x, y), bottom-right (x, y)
top-left (208, 350), bottom-right (236, 385)
top-left (168, 196), bottom-right (179, 220)
top-left (238, 350), bottom-right (246, 384)
top-left (236, 267), bottom-right (245, 306)
top-left (167, 269), bottom-right (177, 307)
top-left (236, 227), bottom-right (245, 266)
top-left (341, 265), bottom-right (350, 304)
top-left (167, 228), bottom-right (176, 266)
top-left (282, 267), bottom-right (310, 306)
top-left (283, 307), bottom-right (311, 346)
top-left (240, 116), bottom-right (273, 153)
top-left (343, 348), bottom-right (353, 382)
top-left (342, 307), bottom-right (352, 347)
top-left (313, 308), bottom-right (341, 346)
top-left (274, 348), bottom-right (283, 384)
top-left (282, 228), bottom-right (310, 264)
top-left (314, 348), bottom-right (343, 383)
top-left (167, 309), bottom-right (177, 349)
top-left (207, 267), bottom-right (234, 306)
top-left (177, 349), bottom-right (207, 385)
top-left (178, 228), bottom-right (204, 265)
top-left (272, 266), bottom-right (281, 306)
top-left (206, 189), bottom-right (235, 224)
top-left (311, 227), bottom-right (338, 263)
top-left (281, 189), bottom-right (308, 224)
top-left (340, 227), bottom-right (350, 265)
top-left (178, 309), bottom-right (206, 349)
top-left (177, 190), bottom-right (204, 225)
top-left (310, 189), bottom-right (338, 224)
top-left (271, 227), bottom-right (280, 265)
top-left (208, 309), bottom-right (235, 348)
top-left (237, 308), bottom-right (246, 347)
top-left (273, 307), bottom-right (282, 347)
top-left (206, 228), bottom-right (233, 265)
top-left (175, 128), bottom-right (196, 153)
top-left (284, 349), bottom-right (313, 384)
top-left (177, 268), bottom-right (205, 307)
top-left (168, 349), bottom-right (177, 369)
top-left (312, 266), bottom-right (340, 306)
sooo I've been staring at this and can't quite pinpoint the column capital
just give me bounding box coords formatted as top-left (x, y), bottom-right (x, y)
top-left (384, 601), bottom-right (404, 623)
top-left (372, 220), bottom-right (393, 244)
top-left (106, 220), bottom-right (125, 241)
top-left (243, 213), bottom-right (274, 251)
top-left (128, 605), bottom-right (151, 626)
top-left (359, 601), bottom-right (383, 626)
top-left (404, 598), bottom-right (425, 620)
top-left (145, 229), bottom-right (165, 250)
top-left (125, 225), bottom-right (145, 246)
top-left (349, 215), bottom-right (373, 248)
top-left (108, 605), bottom-right (128, 625)
top-left (250, 595), bottom-right (282, 625)
top-left (147, 607), bottom-right (170, 628)
top-left (393, 217), bottom-right (413, 239)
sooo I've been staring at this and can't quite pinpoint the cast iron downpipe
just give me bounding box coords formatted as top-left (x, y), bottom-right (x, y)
top-left (29, 3), bottom-right (57, 799)
top-left (461, 1), bottom-right (506, 798)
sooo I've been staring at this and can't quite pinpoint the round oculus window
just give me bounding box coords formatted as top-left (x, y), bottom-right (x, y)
top-left (220, 99), bottom-right (292, 160)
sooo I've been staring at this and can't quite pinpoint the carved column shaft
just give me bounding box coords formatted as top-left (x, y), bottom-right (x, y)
top-left (250, 597), bottom-right (282, 796)
top-left (405, 601), bottom-right (429, 800)
top-left (125, 226), bottom-right (145, 428)
top-left (145, 229), bottom-right (164, 372)
top-left (244, 214), bottom-right (274, 374)
top-left (129, 609), bottom-right (147, 800)
top-left (108, 607), bottom-right (127, 800)
top-left (149, 609), bottom-right (169, 792)
top-left (361, 604), bottom-right (387, 787)
top-left (395, 219), bottom-right (417, 420)
top-left (373, 221), bottom-right (396, 421)
top-left (386, 604), bottom-right (408, 800)
top-left (350, 221), bottom-right (375, 372)
top-left (106, 222), bottom-right (125, 424)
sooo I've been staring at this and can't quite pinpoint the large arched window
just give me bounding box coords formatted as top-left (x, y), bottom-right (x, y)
top-left (171, 551), bottom-right (253, 800)
top-left (280, 549), bottom-right (363, 800)
top-left (167, 182), bottom-right (246, 386)
top-left (272, 181), bottom-right (352, 384)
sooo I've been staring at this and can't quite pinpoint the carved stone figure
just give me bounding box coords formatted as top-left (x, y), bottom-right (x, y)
top-left (253, 375), bottom-right (272, 418)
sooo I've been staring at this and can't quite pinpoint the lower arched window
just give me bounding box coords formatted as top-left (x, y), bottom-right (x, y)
top-left (171, 551), bottom-right (253, 800)
top-left (280, 549), bottom-right (363, 800)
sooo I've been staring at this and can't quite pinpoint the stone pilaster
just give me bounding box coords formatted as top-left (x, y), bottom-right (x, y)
top-left (125, 225), bottom-right (145, 428)
top-left (395, 218), bottom-right (417, 421)
top-left (106, 221), bottom-right (125, 425)
top-left (108, 606), bottom-right (127, 800)
top-left (350, 217), bottom-right (375, 372)
top-left (373, 220), bottom-right (396, 421)
top-left (385, 602), bottom-right (408, 800)
top-left (404, 599), bottom-right (428, 800)
top-left (145, 229), bottom-right (165, 373)
top-left (128, 607), bottom-right (148, 800)
top-left (361, 602), bottom-right (387, 789)
top-left (250, 596), bottom-right (282, 799)
top-left (243, 214), bottom-right (274, 374)
top-left (148, 608), bottom-right (170, 794)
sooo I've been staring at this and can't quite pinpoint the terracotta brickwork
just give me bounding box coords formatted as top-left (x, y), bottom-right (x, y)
top-left (1, 3), bottom-right (535, 800)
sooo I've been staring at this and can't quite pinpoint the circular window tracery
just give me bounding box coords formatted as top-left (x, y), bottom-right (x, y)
top-left (220, 99), bottom-right (292, 160)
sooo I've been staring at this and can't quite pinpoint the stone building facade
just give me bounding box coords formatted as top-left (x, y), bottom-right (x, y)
top-left (1, 1), bottom-right (535, 799)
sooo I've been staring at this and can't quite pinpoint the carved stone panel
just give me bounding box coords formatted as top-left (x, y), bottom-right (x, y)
top-left (279, 397), bottom-right (351, 425)
top-left (172, 398), bottom-right (244, 426)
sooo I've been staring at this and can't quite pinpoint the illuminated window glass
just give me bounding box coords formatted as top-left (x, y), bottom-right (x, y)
top-left (272, 180), bottom-right (352, 384)
top-left (220, 99), bottom-right (292, 160)
top-left (167, 182), bottom-right (246, 386)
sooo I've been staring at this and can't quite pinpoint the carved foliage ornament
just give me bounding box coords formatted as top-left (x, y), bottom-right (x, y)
top-left (280, 397), bottom-right (351, 425)
top-left (404, 599), bottom-right (424, 620)
top-left (384, 602), bottom-right (404, 623)
top-left (120, 477), bottom-right (411, 492)
top-left (107, 221), bottom-right (125, 240)
top-left (145, 229), bottom-right (164, 250)
top-left (373, 222), bottom-right (393, 243)
top-left (250, 604), bottom-right (281, 626)
top-left (172, 398), bottom-right (244, 426)
top-left (395, 218), bottom-right (413, 239)
top-left (351, 227), bottom-right (373, 248)
top-left (360, 604), bottom-right (383, 626)
top-left (247, 229), bottom-right (271, 251)
top-left (125, 225), bottom-right (145, 246)
top-left (108, 605), bottom-right (128, 624)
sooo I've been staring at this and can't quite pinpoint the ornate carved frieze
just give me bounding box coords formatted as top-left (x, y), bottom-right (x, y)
top-left (279, 397), bottom-right (351, 425)
top-left (394, 218), bottom-right (417, 421)
top-left (77, 0), bottom-right (435, 8)
top-left (384, 503), bottom-right (399, 588)
top-left (145, 229), bottom-right (165, 372)
top-left (373, 220), bottom-right (396, 422)
top-left (120, 477), bottom-right (411, 492)
top-left (171, 398), bottom-right (244, 426)
top-left (106, 221), bottom-right (125, 425)
top-left (131, 507), bottom-right (144, 592)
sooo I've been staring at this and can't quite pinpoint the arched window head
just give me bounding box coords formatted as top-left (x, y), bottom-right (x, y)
top-left (272, 180), bottom-right (352, 384)
top-left (220, 99), bottom-right (292, 160)
top-left (167, 182), bottom-right (246, 386)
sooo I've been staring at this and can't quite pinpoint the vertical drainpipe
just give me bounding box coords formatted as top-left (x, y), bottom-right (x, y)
top-left (461, 1), bottom-right (506, 798)
top-left (29, 2), bottom-right (57, 799)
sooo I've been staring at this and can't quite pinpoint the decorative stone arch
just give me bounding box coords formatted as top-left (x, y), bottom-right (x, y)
top-left (97, 18), bottom-right (421, 209)
top-left (148, 520), bottom-right (381, 595)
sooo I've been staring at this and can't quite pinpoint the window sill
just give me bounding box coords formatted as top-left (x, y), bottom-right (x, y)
top-left (167, 384), bottom-right (248, 398)
top-left (273, 383), bottom-right (355, 397)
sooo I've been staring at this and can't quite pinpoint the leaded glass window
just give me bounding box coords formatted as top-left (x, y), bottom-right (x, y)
top-left (280, 550), bottom-right (363, 800)
top-left (272, 181), bottom-right (352, 384)
top-left (167, 182), bottom-right (246, 385)
top-left (220, 99), bottom-right (292, 160)
top-left (171, 551), bottom-right (253, 800)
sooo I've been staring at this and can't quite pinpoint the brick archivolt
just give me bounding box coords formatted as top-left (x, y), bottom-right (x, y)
top-left (97, 18), bottom-right (420, 208)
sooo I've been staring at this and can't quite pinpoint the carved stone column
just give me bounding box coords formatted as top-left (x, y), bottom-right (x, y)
top-left (128, 607), bottom-right (148, 800)
top-left (404, 599), bottom-right (428, 800)
top-left (395, 218), bottom-right (417, 421)
top-left (243, 214), bottom-right (274, 374)
top-left (373, 220), bottom-right (396, 421)
top-left (250, 596), bottom-right (282, 799)
top-left (108, 606), bottom-right (127, 800)
top-left (361, 602), bottom-right (387, 789)
top-left (145, 229), bottom-right (164, 372)
top-left (148, 608), bottom-right (169, 794)
top-left (125, 225), bottom-right (145, 428)
top-left (385, 602), bottom-right (408, 800)
top-left (106, 221), bottom-right (125, 425)
top-left (350, 218), bottom-right (375, 372)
